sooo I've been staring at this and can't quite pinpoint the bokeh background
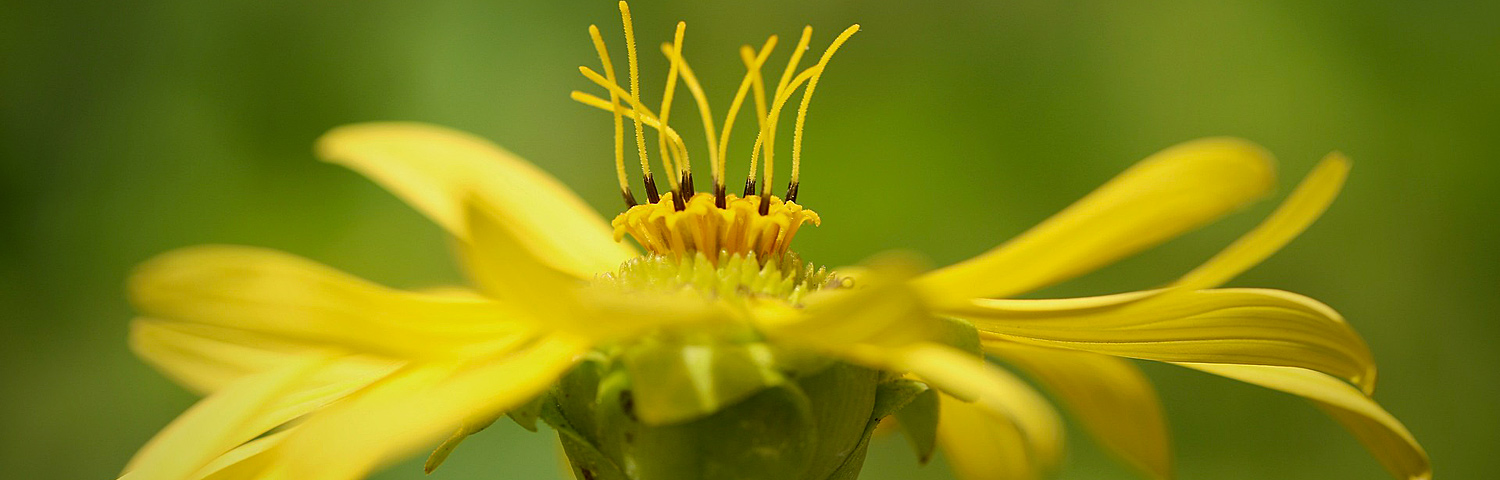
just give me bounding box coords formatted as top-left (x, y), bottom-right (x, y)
top-left (3, 0), bottom-right (1496, 479)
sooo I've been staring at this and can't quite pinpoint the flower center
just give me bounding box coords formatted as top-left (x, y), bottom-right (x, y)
top-left (612, 191), bottom-right (820, 262)
top-left (596, 249), bottom-right (840, 306)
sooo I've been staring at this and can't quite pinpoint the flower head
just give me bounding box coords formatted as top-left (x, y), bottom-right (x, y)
top-left (122, 3), bottom-right (1428, 480)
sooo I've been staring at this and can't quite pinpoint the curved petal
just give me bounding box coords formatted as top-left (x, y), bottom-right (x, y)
top-left (129, 245), bottom-right (531, 361)
top-left (951, 288), bottom-right (1377, 392)
top-left (273, 335), bottom-right (591, 480)
top-left (130, 319), bottom-right (400, 396)
top-left (919, 137), bottom-right (1275, 300)
top-left (1179, 364), bottom-right (1429, 480)
top-left (123, 356), bottom-right (326, 480)
top-left (987, 342), bottom-right (1172, 480)
top-left (1172, 152), bottom-right (1349, 290)
top-left (936, 394), bottom-right (1040, 480)
top-left (317, 122), bottom-right (635, 278)
top-left (898, 344), bottom-right (1064, 470)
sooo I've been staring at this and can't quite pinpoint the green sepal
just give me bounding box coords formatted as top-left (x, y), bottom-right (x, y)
top-left (871, 378), bottom-right (941, 464)
top-left (506, 394), bottom-right (545, 432)
top-left (423, 414), bottom-right (499, 473)
top-left (621, 336), bottom-right (791, 425)
top-left (544, 397), bottom-right (630, 480)
top-left (936, 316), bottom-right (983, 357)
top-left (893, 385), bottom-right (940, 464)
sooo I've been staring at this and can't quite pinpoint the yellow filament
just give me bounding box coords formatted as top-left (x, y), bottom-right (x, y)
top-left (790, 25), bottom-right (859, 189)
top-left (657, 22), bottom-right (689, 187)
top-left (755, 26), bottom-right (813, 193)
top-left (748, 66), bottom-right (819, 196)
top-left (588, 25), bottom-right (631, 197)
top-left (619, 1), bottom-right (663, 189)
top-left (571, 91), bottom-right (692, 168)
top-left (718, 37), bottom-right (777, 185)
top-left (739, 46), bottom-right (770, 132)
top-left (659, 42), bottom-right (720, 189)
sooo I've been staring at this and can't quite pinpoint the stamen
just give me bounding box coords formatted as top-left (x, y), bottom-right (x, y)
top-left (719, 37), bottom-right (777, 204)
top-left (789, 25), bottom-right (859, 203)
top-left (588, 25), bottom-right (635, 207)
top-left (749, 65), bottom-right (819, 212)
top-left (658, 42), bottom-right (718, 202)
top-left (658, 21), bottom-right (690, 208)
top-left (618, 1), bottom-right (659, 203)
top-left (570, 91), bottom-right (692, 160)
top-left (753, 26), bottom-right (814, 214)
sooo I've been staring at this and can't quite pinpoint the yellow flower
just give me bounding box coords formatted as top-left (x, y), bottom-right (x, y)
top-left (120, 2), bottom-right (1428, 480)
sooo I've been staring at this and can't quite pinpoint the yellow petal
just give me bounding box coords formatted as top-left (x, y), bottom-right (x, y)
top-left (987, 342), bottom-right (1172, 479)
top-left (936, 394), bottom-right (1039, 480)
top-left (1179, 364), bottom-right (1429, 480)
top-left (130, 319), bottom-right (400, 395)
top-left (130, 245), bottom-right (529, 360)
top-left (460, 197), bottom-right (727, 338)
top-left (317, 122), bottom-right (635, 278)
top-left (952, 288), bottom-right (1377, 392)
top-left (898, 344), bottom-right (1064, 470)
top-left (124, 355), bottom-right (325, 480)
top-left (919, 138), bottom-right (1274, 300)
top-left (190, 430), bottom-right (290, 480)
top-left (753, 253), bottom-right (940, 363)
top-left (275, 335), bottom-right (590, 480)
top-left (1172, 152), bottom-right (1350, 290)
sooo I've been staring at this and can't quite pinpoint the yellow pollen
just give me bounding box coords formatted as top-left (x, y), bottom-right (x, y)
top-left (612, 192), bottom-right (820, 262)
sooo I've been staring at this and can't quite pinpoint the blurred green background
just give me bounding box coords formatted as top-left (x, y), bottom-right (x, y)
top-left (3, 0), bottom-right (1496, 479)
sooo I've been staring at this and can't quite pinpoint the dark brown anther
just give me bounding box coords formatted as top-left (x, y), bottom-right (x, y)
top-left (742, 178), bottom-right (757, 197)
top-left (671, 190), bottom-right (686, 211)
top-left (680, 171), bottom-right (695, 198)
top-left (643, 174), bottom-right (661, 204)
top-left (714, 184), bottom-right (726, 208)
top-left (785, 181), bottom-right (799, 203)
top-left (621, 187), bottom-right (638, 208)
top-left (757, 194), bottom-right (770, 215)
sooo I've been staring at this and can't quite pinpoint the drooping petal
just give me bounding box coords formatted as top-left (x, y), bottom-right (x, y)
top-left (129, 245), bottom-right (529, 361)
top-left (898, 344), bottom-right (1064, 471)
top-left (951, 288), bottom-right (1377, 392)
top-left (936, 394), bottom-right (1039, 480)
top-left (1171, 152), bottom-right (1350, 290)
top-left (123, 355), bottom-right (326, 480)
top-left (460, 197), bottom-right (728, 338)
top-left (273, 335), bottom-right (591, 480)
top-left (987, 341), bottom-right (1172, 480)
top-left (1179, 364), bottom-right (1429, 480)
top-left (317, 122), bottom-right (635, 278)
top-left (191, 430), bottom-right (290, 480)
top-left (130, 319), bottom-right (400, 395)
top-left (918, 138), bottom-right (1275, 300)
top-left (752, 253), bottom-right (940, 363)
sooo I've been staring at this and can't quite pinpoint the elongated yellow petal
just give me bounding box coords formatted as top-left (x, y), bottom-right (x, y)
top-left (460, 196), bottom-right (727, 338)
top-left (130, 319), bottom-right (401, 395)
top-left (124, 355), bottom-right (325, 480)
top-left (988, 342), bottom-right (1171, 479)
top-left (753, 254), bottom-right (940, 362)
top-left (1173, 152), bottom-right (1350, 290)
top-left (952, 288), bottom-right (1377, 392)
top-left (317, 122), bottom-right (635, 278)
top-left (899, 344), bottom-right (1064, 470)
top-left (275, 335), bottom-right (590, 480)
top-left (130, 245), bottom-right (529, 360)
top-left (1179, 364), bottom-right (1429, 480)
top-left (936, 394), bottom-right (1038, 480)
top-left (191, 429), bottom-right (290, 480)
top-left (918, 138), bottom-right (1275, 300)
